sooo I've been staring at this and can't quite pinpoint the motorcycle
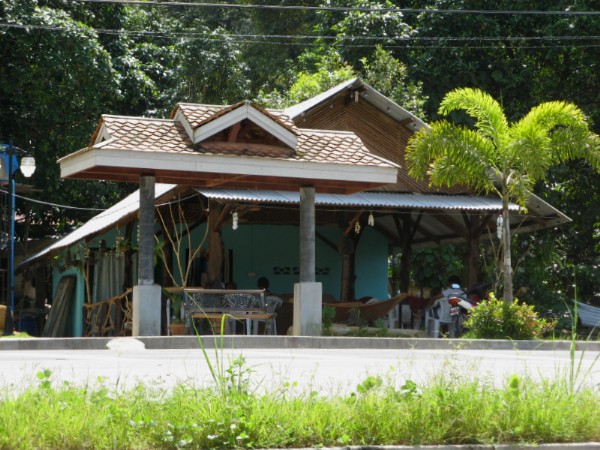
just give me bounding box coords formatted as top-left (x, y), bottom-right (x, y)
top-left (446, 282), bottom-right (488, 336)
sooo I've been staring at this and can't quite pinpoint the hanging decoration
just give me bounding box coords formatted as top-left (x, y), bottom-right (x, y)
top-left (368, 211), bottom-right (375, 227)
top-left (232, 210), bottom-right (239, 230)
top-left (354, 220), bottom-right (361, 234)
top-left (496, 215), bottom-right (503, 240)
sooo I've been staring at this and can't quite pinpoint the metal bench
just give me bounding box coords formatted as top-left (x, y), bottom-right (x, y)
top-left (183, 289), bottom-right (271, 335)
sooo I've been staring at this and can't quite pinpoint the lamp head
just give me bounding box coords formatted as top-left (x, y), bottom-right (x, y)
top-left (19, 156), bottom-right (36, 178)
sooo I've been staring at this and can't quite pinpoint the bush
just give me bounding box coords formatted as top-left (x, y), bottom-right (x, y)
top-left (464, 293), bottom-right (555, 340)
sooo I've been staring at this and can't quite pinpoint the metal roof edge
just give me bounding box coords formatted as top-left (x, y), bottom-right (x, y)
top-left (19, 184), bottom-right (178, 269)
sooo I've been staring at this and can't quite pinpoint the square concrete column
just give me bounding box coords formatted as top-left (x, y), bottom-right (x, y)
top-left (293, 282), bottom-right (322, 336)
top-left (132, 284), bottom-right (162, 336)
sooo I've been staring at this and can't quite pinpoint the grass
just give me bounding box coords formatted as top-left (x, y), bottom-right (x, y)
top-left (0, 366), bottom-right (598, 449)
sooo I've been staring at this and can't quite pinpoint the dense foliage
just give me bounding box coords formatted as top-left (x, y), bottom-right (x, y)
top-left (464, 294), bottom-right (555, 340)
top-left (1, 0), bottom-right (600, 308)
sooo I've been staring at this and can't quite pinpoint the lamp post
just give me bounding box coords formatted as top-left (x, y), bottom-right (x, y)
top-left (0, 144), bottom-right (35, 335)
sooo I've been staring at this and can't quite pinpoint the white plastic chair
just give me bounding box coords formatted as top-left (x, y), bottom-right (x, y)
top-left (426, 298), bottom-right (455, 338)
top-left (261, 295), bottom-right (283, 335)
top-left (400, 304), bottom-right (412, 329)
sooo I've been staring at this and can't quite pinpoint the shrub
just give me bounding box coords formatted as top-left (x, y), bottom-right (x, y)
top-left (464, 293), bottom-right (555, 340)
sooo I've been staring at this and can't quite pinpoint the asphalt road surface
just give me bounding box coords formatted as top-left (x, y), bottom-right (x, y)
top-left (0, 343), bottom-right (598, 395)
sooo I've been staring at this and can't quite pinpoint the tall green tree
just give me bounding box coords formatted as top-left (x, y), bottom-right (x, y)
top-left (406, 87), bottom-right (600, 303)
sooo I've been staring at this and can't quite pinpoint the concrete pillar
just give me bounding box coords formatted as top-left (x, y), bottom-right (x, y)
top-left (132, 175), bottom-right (161, 336)
top-left (294, 185), bottom-right (322, 336)
top-left (138, 175), bottom-right (155, 286)
top-left (299, 185), bottom-right (315, 283)
top-left (293, 282), bottom-right (322, 336)
top-left (132, 285), bottom-right (162, 336)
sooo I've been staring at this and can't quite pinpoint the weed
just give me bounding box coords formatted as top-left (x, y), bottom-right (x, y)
top-left (322, 305), bottom-right (336, 336)
top-left (0, 371), bottom-right (598, 448)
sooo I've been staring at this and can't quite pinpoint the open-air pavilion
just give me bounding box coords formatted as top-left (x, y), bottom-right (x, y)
top-left (18, 79), bottom-right (569, 337)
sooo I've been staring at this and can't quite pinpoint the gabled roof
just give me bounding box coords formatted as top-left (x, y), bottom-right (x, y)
top-left (60, 100), bottom-right (398, 194)
top-left (283, 77), bottom-right (427, 132)
top-left (174, 100), bottom-right (299, 149)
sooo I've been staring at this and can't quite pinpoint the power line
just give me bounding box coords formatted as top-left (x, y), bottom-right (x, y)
top-left (2, 22), bottom-right (599, 50)
top-left (0, 188), bottom-right (107, 212)
top-left (67, 0), bottom-right (600, 16)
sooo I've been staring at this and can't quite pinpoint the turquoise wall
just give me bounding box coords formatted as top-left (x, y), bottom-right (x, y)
top-left (354, 227), bottom-right (389, 299)
top-left (221, 224), bottom-right (389, 300)
top-left (54, 227), bottom-right (127, 337)
top-left (52, 267), bottom-right (85, 337)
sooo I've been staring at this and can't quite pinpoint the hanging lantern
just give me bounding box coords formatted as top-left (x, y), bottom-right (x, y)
top-left (354, 220), bottom-right (361, 234)
top-left (232, 210), bottom-right (239, 230)
top-left (368, 212), bottom-right (375, 227)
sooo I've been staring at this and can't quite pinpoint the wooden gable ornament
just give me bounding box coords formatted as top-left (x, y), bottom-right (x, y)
top-left (173, 100), bottom-right (298, 158)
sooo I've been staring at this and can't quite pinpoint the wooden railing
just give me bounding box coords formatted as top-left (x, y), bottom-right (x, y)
top-left (82, 289), bottom-right (133, 337)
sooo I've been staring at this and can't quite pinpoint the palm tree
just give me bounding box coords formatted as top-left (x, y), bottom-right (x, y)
top-left (406, 88), bottom-right (600, 304)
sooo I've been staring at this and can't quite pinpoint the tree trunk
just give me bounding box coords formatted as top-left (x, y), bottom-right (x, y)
top-left (467, 215), bottom-right (481, 289)
top-left (207, 204), bottom-right (224, 287)
top-left (339, 234), bottom-right (354, 301)
top-left (502, 196), bottom-right (513, 304)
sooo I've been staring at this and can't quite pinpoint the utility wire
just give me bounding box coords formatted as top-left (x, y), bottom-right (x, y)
top-left (1, 22), bottom-right (599, 50)
top-left (67, 0), bottom-right (600, 16)
top-left (0, 188), bottom-right (107, 212)
top-left (2, 22), bottom-right (598, 42)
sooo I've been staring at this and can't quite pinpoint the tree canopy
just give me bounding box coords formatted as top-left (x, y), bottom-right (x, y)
top-left (407, 87), bottom-right (600, 302)
top-left (2, 0), bottom-right (600, 305)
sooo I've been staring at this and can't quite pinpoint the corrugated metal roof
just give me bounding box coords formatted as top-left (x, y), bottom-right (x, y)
top-left (19, 184), bottom-right (178, 267)
top-left (196, 188), bottom-right (519, 211)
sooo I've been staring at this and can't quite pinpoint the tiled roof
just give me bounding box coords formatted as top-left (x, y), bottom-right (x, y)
top-left (98, 116), bottom-right (195, 153)
top-left (93, 112), bottom-right (394, 168)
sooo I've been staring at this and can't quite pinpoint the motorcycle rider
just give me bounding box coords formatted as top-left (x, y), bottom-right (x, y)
top-left (427, 275), bottom-right (468, 337)
top-left (429, 275), bottom-right (467, 306)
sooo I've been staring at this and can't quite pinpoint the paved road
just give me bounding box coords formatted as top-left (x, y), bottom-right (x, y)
top-left (1, 343), bottom-right (598, 395)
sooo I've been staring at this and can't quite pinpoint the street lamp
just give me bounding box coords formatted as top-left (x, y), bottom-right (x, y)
top-left (0, 144), bottom-right (35, 335)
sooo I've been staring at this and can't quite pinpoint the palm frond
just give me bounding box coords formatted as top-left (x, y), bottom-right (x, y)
top-left (407, 121), bottom-right (497, 193)
top-left (516, 101), bottom-right (586, 134)
top-left (506, 172), bottom-right (534, 210)
top-left (549, 127), bottom-right (600, 170)
top-left (439, 88), bottom-right (508, 144)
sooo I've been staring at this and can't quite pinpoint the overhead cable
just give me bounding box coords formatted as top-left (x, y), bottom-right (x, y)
top-left (66, 0), bottom-right (600, 16)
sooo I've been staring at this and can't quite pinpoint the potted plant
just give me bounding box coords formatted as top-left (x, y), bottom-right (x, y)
top-left (170, 317), bottom-right (187, 335)
top-left (167, 293), bottom-right (188, 335)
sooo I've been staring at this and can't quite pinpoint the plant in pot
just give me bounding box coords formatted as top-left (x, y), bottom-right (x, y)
top-left (168, 294), bottom-right (188, 335)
